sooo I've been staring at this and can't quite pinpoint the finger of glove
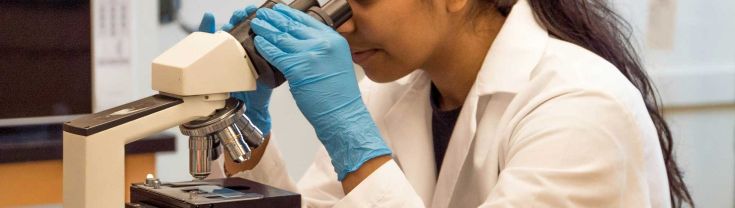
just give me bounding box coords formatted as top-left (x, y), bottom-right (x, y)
top-left (251, 18), bottom-right (307, 53)
top-left (233, 82), bottom-right (272, 110)
top-left (253, 36), bottom-right (289, 68)
top-left (255, 8), bottom-right (321, 40)
top-left (245, 5), bottom-right (258, 16)
top-left (221, 8), bottom-right (245, 31)
top-left (230, 5), bottom-right (258, 25)
top-left (254, 36), bottom-right (310, 79)
top-left (198, 12), bottom-right (216, 33)
top-left (273, 4), bottom-right (332, 31)
top-left (248, 80), bottom-right (274, 102)
top-left (231, 91), bottom-right (272, 135)
top-left (222, 5), bottom-right (257, 31)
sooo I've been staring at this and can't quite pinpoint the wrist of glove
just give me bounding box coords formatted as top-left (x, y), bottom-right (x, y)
top-left (230, 81), bottom-right (272, 135)
top-left (251, 4), bottom-right (391, 181)
top-left (308, 97), bottom-right (393, 180)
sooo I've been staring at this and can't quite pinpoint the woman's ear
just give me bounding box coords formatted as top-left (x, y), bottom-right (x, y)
top-left (446, 0), bottom-right (470, 13)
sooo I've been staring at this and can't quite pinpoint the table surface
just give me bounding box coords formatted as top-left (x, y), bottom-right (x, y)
top-left (0, 124), bottom-right (176, 163)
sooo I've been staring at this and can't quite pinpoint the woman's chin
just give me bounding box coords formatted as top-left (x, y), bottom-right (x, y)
top-left (364, 75), bottom-right (394, 83)
top-left (362, 67), bottom-right (414, 83)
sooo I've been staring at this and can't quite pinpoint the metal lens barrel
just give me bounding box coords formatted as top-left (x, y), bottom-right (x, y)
top-left (215, 123), bottom-right (252, 163)
top-left (180, 99), bottom-right (265, 179)
top-left (307, 0), bottom-right (351, 28)
top-left (188, 136), bottom-right (213, 180)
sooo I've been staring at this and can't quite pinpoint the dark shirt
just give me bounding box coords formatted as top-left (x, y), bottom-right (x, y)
top-left (430, 83), bottom-right (462, 175)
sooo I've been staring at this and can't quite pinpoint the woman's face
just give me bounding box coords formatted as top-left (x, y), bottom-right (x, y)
top-left (338, 0), bottom-right (450, 83)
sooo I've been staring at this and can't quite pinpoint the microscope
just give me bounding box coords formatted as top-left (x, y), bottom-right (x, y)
top-left (62, 0), bottom-right (350, 207)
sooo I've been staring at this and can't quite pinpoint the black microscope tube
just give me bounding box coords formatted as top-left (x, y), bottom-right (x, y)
top-left (321, 0), bottom-right (352, 27)
top-left (226, 0), bottom-right (353, 88)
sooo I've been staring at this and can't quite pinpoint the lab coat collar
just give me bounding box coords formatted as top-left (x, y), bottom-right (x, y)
top-left (382, 0), bottom-right (548, 207)
top-left (433, 1), bottom-right (549, 206)
top-left (382, 73), bottom-right (437, 205)
top-left (473, 0), bottom-right (548, 96)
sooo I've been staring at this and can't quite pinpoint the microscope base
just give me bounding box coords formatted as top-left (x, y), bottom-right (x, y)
top-left (128, 177), bottom-right (300, 208)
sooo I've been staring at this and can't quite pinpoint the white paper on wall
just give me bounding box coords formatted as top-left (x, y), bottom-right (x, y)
top-left (646, 0), bottom-right (677, 50)
top-left (93, 0), bottom-right (135, 111)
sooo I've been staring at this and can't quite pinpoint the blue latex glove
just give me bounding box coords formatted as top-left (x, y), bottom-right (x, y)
top-left (199, 6), bottom-right (273, 135)
top-left (250, 4), bottom-right (392, 181)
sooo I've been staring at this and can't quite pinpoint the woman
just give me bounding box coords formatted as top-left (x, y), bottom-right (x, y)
top-left (198, 0), bottom-right (693, 207)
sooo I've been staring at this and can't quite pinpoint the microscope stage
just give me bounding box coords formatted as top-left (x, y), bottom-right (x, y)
top-left (128, 178), bottom-right (300, 208)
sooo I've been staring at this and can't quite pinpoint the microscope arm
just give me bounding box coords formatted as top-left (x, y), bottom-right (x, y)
top-left (63, 93), bottom-right (228, 207)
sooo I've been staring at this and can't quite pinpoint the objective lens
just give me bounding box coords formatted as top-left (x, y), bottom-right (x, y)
top-left (180, 99), bottom-right (266, 179)
top-left (215, 124), bottom-right (252, 163)
top-left (189, 136), bottom-right (213, 180)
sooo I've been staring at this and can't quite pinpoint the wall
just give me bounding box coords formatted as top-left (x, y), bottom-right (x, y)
top-left (617, 0), bottom-right (735, 207)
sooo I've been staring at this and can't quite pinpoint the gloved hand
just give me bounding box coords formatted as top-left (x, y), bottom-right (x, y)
top-left (250, 4), bottom-right (392, 181)
top-left (199, 6), bottom-right (273, 136)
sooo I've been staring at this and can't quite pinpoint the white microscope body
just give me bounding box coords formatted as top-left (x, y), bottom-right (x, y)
top-left (63, 31), bottom-right (258, 207)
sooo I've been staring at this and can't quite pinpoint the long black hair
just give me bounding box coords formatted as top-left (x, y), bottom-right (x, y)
top-left (470, 0), bottom-right (694, 207)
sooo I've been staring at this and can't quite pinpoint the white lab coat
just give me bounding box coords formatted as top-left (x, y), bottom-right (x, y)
top-left (231, 0), bottom-right (671, 207)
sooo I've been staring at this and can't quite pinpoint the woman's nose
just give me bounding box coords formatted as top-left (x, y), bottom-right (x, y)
top-left (337, 18), bottom-right (355, 34)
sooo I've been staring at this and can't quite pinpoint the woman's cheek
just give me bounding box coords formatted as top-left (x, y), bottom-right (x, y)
top-left (367, 54), bottom-right (419, 82)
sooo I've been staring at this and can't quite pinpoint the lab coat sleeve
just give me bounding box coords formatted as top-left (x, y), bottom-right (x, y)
top-left (480, 90), bottom-right (656, 207)
top-left (298, 147), bottom-right (425, 207)
top-left (230, 134), bottom-right (299, 193)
